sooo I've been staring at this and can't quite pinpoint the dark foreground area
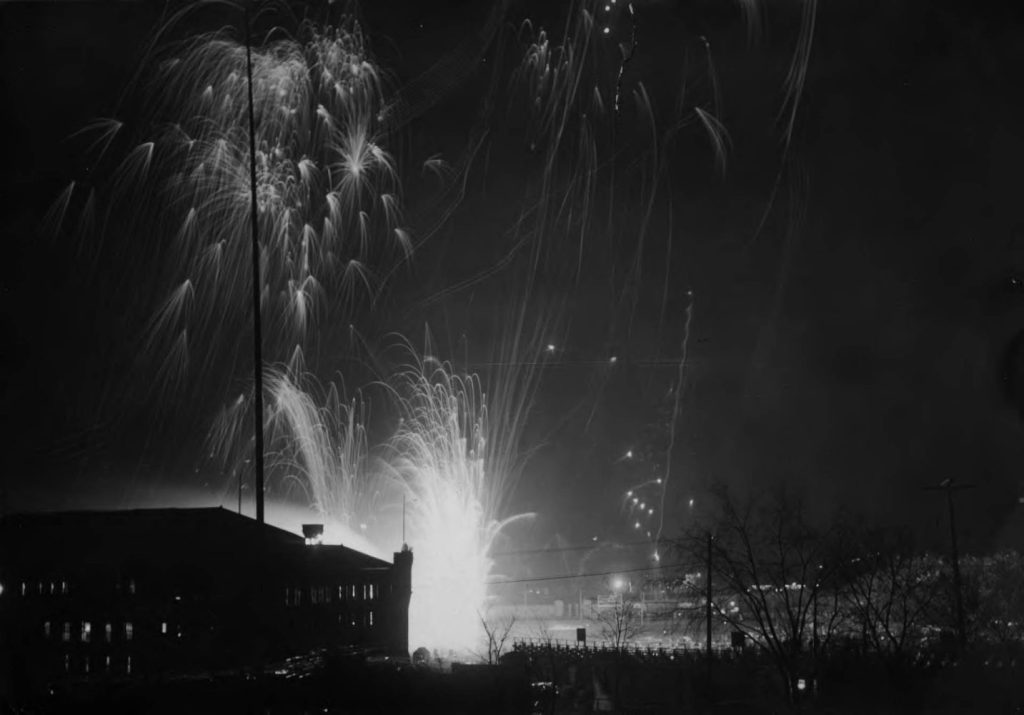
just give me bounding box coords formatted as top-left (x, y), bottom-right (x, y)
top-left (5, 644), bottom-right (1024, 714)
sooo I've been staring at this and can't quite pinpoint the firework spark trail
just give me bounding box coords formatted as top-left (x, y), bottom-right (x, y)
top-left (613, 3), bottom-right (637, 116)
top-left (654, 290), bottom-right (693, 560)
top-left (384, 348), bottom-right (533, 653)
top-left (62, 17), bottom-right (406, 392)
top-left (207, 359), bottom-right (384, 548)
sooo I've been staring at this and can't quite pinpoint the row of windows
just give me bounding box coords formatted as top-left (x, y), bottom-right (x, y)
top-left (285, 583), bottom-right (380, 607)
top-left (338, 610), bottom-right (375, 628)
top-left (45, 620), bottom-right (133, 643)
top-left (43, 620), bottom-right (180, 643)
top-left (62, 652), bottom-right (132, 676)
top-left (15, 579), bottom-right (138, 597)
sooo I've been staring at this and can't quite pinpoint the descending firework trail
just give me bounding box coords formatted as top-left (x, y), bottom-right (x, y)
top-left (208, 362), bottom-right (384, 552)
top-left (384, 349), bottom-right (533, 653)
top-left (67, 17), bottom-right (406, 389)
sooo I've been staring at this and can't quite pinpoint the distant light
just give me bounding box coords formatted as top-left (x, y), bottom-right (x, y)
top-left (625, 450), bottom-right (633, 459)
top-left (0, 583), bottom-right (3, 597)
top-left (592, 536), bottom-right (599, 541)
top-left (653, 552), bottom-right (660, 562)
top-left (360, 523), bottom-right (367, 530)
top-left (797, 679), bottom-right (807, 691)
top-left (626, 490), bottom-right (633, 497)
top-left (688, 498), bottom-right (695, 508)
top-left (604, 4), bottom-right (611, 10)
top-left (603, 27), bottom-right (610, 34)
top-left (632, 497), bottom-right (639, 505)
top-left (648, 509), bottom-right (654, 515)
top-left (546, 343), bottom-right (556, 353)
top-left (609, 356), bottom-right (618, 364)
top-left (656, 478), bottom-right (662, 484)
top-left (612, 577), bottom-right (624, 590)
top-left (634, 522), bottom-right (640, 529)
top-left (639, 502), bottom-right (645, 509)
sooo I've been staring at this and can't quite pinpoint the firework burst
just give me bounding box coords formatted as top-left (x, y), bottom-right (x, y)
top-left (383, 349), bottom-right (532, 653)
top-left (67, 15), bottom-right (406, 390)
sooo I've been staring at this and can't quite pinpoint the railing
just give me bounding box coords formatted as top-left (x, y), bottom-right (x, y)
top-left (510, 638), bottom-right (734, 662)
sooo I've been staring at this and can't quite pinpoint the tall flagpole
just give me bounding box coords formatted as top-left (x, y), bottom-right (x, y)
top-left (244, 4), bottom-right (266, 525)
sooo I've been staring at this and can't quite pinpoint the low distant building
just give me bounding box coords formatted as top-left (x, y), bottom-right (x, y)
top-left (0, 507), bottom-right (411, 697)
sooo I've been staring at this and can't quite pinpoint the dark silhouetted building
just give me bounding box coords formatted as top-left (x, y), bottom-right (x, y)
top-left (0, 508), bottom-right (412, 697)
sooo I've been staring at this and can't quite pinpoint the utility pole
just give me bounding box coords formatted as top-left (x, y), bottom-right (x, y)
top-left (243, 4), bottom-right (266, 525)
top-left (925, 478), bottom-right (975, 652)
top-left (706, 531), bottom-right (713, 702)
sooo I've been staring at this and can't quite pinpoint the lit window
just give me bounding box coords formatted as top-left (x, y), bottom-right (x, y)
top-left (83, 656), bottom-right (90, 674)
top-left (161, 622), bottom-right (167, 635)
top-left (126, 655), bottom-right (132, 675)
top-left (81, 622), bottom-right (91, 643)
top-left (62, 622), bottom-right (71, 642)
top-left (21, 582), bottom-right (26, 597)
top-left (105, 655), bottom-right (111, 671)
top-left (369, 610), bottom-right (374, 627)
top-left (284, 587), bottom-right (289, 606)
top-left (350, 585), bottom-right (356, 599)
top-left (61, 580), bottom-right (67, 595)
top-left (43, 621), bottom-right (51, 638)
top-left (338, 586), bottom-right (343, 600)
top-left (125, 622), bottom-right (133, 641)
top-left (37, 582), bottom-right (43, 595)
top-left (64, 654), bottom-right (70, 672)
top-left (363, 584), bottom-right (368, 600)
top-left (369, 584), bottom-right (375, 600)
top-left (105, 623), bottom-right (112, 642)
top-left (50, 582), bottom-right (55, 595)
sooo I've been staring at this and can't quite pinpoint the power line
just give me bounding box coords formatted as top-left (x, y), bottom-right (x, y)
top-left (486, 561), bottom-right (690, 586)
top-left (491, 539), bottom-right (658, 558)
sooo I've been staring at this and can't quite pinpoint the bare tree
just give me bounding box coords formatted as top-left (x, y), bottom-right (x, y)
top-left (480, 614), bottom-right (517, 665)
top-left (596, 596), bottom-right (642, 649)
top-left (674, 486), bottom-right (841, 702)
top-left (837, 527), bottom-right (945, 663)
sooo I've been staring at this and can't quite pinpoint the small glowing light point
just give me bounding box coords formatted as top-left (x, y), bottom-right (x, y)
top-left (656, 478), bottom-right (662, 484)
top-left (626, 490), bottom-right (633, 497)
top-left (609, 356), bottom-right (617, 364)
top-left (648, 508), bottom-right (654, 515)
top-left (632, 497), bottom-right (639, 505)
top-left (653, 551), bottom-right (660, 562)
top-left (625, 450), bottom-right (633, 459)
top-left (634, 522), bottom-right (640, 529)
top-left (545, 344), bottom-right (556, 353)
top-left (639, 502), bottom-right (645, 509)
top-left (688, 498), bottom-right (695, 508)
top-left (603, 27), bottom-right (611, 34)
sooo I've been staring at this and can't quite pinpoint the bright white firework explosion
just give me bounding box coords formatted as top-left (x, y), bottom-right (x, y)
top-left (384, 353), bottom-right (531, 655)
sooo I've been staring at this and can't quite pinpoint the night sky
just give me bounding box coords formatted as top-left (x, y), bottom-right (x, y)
top-left (2, 0), bottom-right (1024, 561)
